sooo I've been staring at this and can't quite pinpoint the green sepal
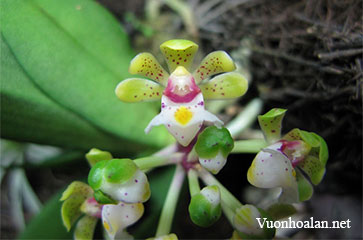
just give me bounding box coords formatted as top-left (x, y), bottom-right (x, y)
top-left (61, 194), bottom-right (87, 231)
top-left (258, 108), bottom-right (287, 143)
top-left (85, 148), bottom-right (112, 167)
top-left (188, 185), bottom-right (222, 227)
top-left (93, 190), bottom-right (117, 204)
top-left (235, 207), bottom-right (275, 240)
top-left (60, 181), bottom-right (93, 201)
top-left (88, 160), bottom-right (108, 190)
top-left (195, 126), bottom-right (234, 159)
top-left (283, 129), bottom-right (329, 185)
top-left (296, 169), bottom-right (313, 201)
top-left (103, 158), bottom-right (138, 184)
top-left (74, 215), bottom-right (98, 240)
top-left (266, 203), bottom-right (297, 220)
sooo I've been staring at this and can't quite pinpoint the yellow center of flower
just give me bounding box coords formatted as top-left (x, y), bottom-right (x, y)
top-left (174, 107), bottom-right (193, 125)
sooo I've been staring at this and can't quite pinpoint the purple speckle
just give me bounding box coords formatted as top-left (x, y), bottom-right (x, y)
top-left (124, 193), bottom-right (128, 196)
top-left (204, 160), bottom-right (207, 162)
top-left (135, 179), bottom-right (138, 183)
top-left (198, 101), bottom-right (204, 106)
top-left (126, 215), bottom-right (129, 218)
top-left (161, 103), bottom-right (166, 108)
top-left (261, 172), bottom-right (264, 175)
top-left (121, 203), bottom-right (124, 206)
top-left (285, 168), bottom-right (288, 171)
top-left (217, 162), bottom-right (220, 164)
top-left (261, 159), bottom-right (264, 162)
top-left (181, 136), bottom-right (184, 139)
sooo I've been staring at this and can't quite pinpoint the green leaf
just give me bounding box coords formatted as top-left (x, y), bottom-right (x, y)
top-left (1, 36), bottom-right (133, 152)
top-left (266, 203), bottom-right (297, 220)
top-left (257, 108), bottom-right (287, 143)
top-left (18, 191), bottom-right (73, 239)
top-left (1, 0), bottom-right (172, 152)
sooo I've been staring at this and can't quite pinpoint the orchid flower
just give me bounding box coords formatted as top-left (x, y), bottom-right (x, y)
top-left (247, 109), bottom-right (329, 203)
top-left (61, 149), bottom-right (147, 240)
top-left (115, 39), bottom-right (248, 146)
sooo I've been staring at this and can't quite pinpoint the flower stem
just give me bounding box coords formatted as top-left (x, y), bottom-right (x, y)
top-left (231, 139), bottom-right (267, 154)
top-left (187, 169), bottom-right (200, 197)
top-left (134, 153), bottom-right (182, 171)
top-left (226, 98), bottom-right (263, 138)
top-left (197, 168), bottom-right (242, 212)
top-left (156, 165), bottom-right (185, 237)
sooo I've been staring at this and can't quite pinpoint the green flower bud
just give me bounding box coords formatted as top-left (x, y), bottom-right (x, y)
top-left (188, 185), bottom-right (222, 227)
top-left (258, 108), bottom-right (287, 143)
top-left (195, 126), bottom-right (234, 174)
top-left (88, 159), bottom-right (150, 203)
top-left (85, 148), bottom-right (112, 167)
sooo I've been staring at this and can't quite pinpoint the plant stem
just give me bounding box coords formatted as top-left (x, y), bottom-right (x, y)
top-left (134, 153), bottom-right (182, 171)
top-left (221, 202), bottom-right (236, 225)
top-left (187, 169), bottom-right (200, 197)
top-left (197, 168), bottom-right (242, 211)
top-left (226, 98), bottom-right (263, 138)
top-left (156, 165), bottom-right (185, 237)
top-left (231, 139), bottom-right (267, 154)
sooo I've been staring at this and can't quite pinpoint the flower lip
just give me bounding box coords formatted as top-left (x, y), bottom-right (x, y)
top-left (164, 66), bottom-right (201, 103)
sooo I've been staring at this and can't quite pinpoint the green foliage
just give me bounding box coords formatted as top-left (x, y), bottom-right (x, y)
top-left (195, 126), bottom-right (234, 158)
top-left (1, 0), bottom-right (172, 153)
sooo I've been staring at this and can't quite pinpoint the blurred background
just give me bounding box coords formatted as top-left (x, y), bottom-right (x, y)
top-left (1, 0), bottom-right (362, 239)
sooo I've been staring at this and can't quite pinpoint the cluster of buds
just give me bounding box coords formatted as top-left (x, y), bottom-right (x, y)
top-left (60, 39), bottom-right (328, 240)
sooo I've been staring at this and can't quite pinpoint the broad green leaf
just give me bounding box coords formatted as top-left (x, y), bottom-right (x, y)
top-left (266, 203), bottom-right (296, 220)
top-left (258, 108), bottom-right (287, 143)
top-left (18, 191), bottom-right (73, 239)
top-left (1, 0), bottom-right (172, 152)
top-left (1, 36), bottom-right (135, 152)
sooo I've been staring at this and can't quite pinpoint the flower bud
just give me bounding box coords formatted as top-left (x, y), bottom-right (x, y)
top-left (195, 126), bottom-right (234, 174)
top-left (188, 185), bottom-right (222, 227)
top-left (88, 159), bottom-right (150, 203)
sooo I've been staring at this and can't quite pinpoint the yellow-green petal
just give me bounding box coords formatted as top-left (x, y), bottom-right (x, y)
top-left (60, 181), bottom-right (93, 201)
top-left (115, 78), bottom-right (164, 103)
top-left (193, 51), bottom-right (236, 84)
top-left (258, 108), bottom-right (287, 144)
top-left (86, 148), bottom-right (113, 167)
top-left (129, 53), bottom-right (169, 86)
top-left (74, 215), bottom-right (98, 240)
top-left (160, 39), bottom-right (198, 72)
top-left (200, 72), bottom-right (248, 100)
top-left (61, 194), bottom-right (87, 231)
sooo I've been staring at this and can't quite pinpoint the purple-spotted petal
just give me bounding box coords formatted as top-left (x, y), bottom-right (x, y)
top-left (129, 53), bottom-right (169, 86)
top-left (102, 202), bottom-right (144, 239)
top-left (200, 72), bottom-right (248, 100)
top-left (160, 39), bottom-right (198, 72)
top-left (115, 78), bottom-right (164, 103)
top-left (247, 142), bottom-right (299, 203)
top-left (193, 51), bottom-right (236, 84)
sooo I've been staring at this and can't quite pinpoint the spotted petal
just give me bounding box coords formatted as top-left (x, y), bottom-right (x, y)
top-left (193, 51), bottom-right (236, 84)
top-left (102, 202), bottom-right (144, 240)
top-left (258, 108), bottom-right (287, 144)
top-left (129, 53), bottom-right (169, 86)
top-left (200, 72), bottom-right (248, 100)
top-left (160, 39), bottom-right (198, 72)
top-left (115, 78), bottom-right (164, 103)
top-left (145, 93), bottom-right (223, 146)
top-left (247, 142), bottom-right (299, 203)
